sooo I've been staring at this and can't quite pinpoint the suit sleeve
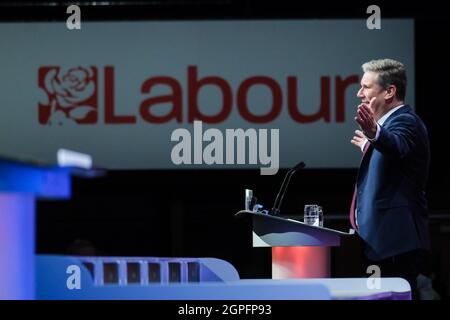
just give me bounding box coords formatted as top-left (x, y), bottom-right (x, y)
top-left (373, 114), bottom-right (419, 159)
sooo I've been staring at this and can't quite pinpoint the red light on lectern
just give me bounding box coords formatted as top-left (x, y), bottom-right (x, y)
top-left (272, 246), bottom-right (330, 279)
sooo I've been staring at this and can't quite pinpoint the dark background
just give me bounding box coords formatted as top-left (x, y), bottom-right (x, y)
top-left (1, 0), bottom-right (449, 298)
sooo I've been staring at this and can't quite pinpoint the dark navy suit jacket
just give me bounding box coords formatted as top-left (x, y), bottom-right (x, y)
top-left (356, 105), bottom-right (430, 261)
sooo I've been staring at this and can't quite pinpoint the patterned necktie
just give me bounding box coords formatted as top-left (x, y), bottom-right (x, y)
top-left (349, 140), bottom-right (371, 230)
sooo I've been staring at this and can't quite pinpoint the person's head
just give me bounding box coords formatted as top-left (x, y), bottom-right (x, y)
top-left (66, 239), bottom-right (98, 256)
top-left (357, 58), bottom-right (407, 120)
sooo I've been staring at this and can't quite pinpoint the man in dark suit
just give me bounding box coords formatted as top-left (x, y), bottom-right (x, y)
top-left (350, 58), bottom-right (430, 299)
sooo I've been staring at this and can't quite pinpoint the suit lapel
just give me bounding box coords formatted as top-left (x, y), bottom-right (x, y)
top-left (355, 105), bottom-right (412, 187)
top-left (357, 144), bottom-right (373, 186)
top-left (381, 105), bottom-right (412, 128)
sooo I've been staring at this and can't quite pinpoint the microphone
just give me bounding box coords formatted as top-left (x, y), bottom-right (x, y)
top-left (270, 161), bottom-right (305, 216)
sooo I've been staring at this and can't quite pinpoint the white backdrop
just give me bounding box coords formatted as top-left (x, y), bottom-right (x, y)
top-left (0, 19), bottom-right (414, 169)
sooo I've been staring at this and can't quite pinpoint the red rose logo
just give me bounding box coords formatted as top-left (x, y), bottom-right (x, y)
top-left (38, 66), bottom-right (98, 125)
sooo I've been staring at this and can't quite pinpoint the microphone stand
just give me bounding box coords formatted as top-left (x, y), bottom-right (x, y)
top-left (270, 161), bottom-right (305, 216)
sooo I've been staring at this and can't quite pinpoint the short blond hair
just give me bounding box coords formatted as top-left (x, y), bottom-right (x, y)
top-left (362, 58), bottom-right (407, 101)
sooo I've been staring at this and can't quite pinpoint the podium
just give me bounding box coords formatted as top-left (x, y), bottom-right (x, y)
top-left (236, 210), bottom-right (354, 279)
top-left (0, 156), bottom-right (101, 299)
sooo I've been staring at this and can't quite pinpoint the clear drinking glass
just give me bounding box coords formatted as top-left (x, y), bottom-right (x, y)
top-left (304, 204), bottom-right (320, 226)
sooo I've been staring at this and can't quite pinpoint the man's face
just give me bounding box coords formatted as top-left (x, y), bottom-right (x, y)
top-left (356, 71), bottom-right (387, 120)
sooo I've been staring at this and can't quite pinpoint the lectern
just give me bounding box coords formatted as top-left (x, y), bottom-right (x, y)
top-left (0, 156), bottom-right (100, 299)
top-left (236, 210), bottom-right (354, 279)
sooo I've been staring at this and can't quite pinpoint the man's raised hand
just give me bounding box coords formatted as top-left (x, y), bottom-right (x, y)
top-left (355, 97), bottom-right (377, 139)
top-left (351, 129), bottom-right (367, 151)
